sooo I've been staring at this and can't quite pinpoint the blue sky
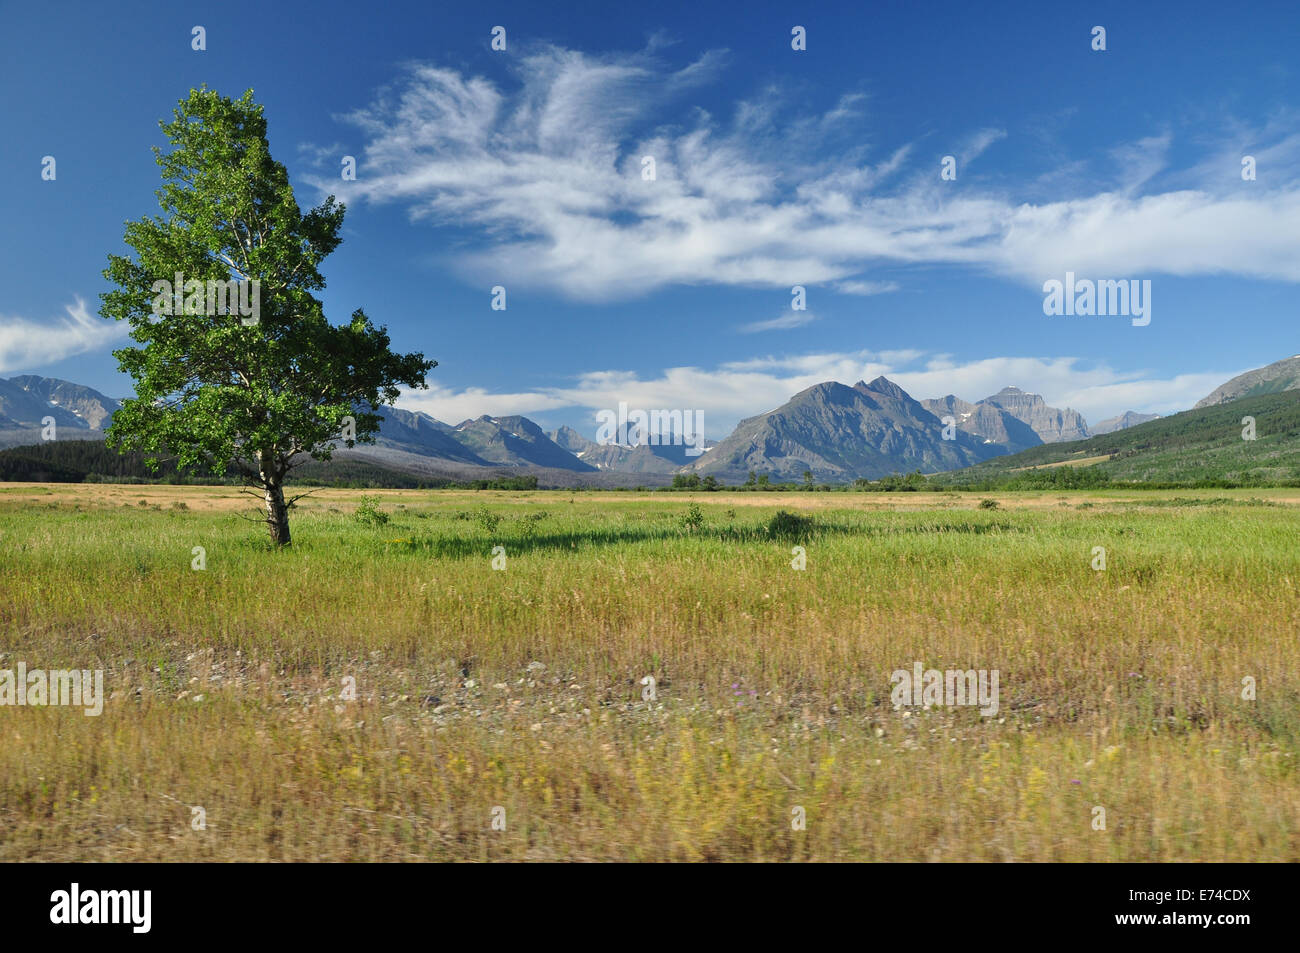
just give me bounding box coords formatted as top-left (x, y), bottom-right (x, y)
top-left (2, 0), bottom-right (1299, 437)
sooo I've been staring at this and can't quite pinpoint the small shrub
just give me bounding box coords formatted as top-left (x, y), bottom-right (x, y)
top-left (680, 503), bottom-right (705, 531)
top-left (979, 499), bottom-right (999, 510)
top-left (354, 495), bottom-right (390, 526)
top-left (517, 511), bottom-right (547, 537)
top-left (474, 506), bottom-right (502, 534)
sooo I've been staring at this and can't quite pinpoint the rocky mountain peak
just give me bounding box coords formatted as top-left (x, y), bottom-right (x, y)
top-left (980, 386), bottom-right (1088, 443)
top-left (855, 376), bottom-right (909, 400)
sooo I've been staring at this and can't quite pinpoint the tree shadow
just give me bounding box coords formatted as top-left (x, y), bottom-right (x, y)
top-left (374, 519), bottom-right (864, 559)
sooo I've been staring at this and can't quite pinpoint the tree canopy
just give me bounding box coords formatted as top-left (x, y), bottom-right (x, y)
top-left (101, 87), bottom-right (435, 544)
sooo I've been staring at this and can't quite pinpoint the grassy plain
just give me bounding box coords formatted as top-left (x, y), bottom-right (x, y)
top-left (0, 483), bottom-right (1296, 860)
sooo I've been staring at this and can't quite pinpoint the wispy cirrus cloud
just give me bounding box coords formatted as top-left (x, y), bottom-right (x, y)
top-left (833, 280), bottom-right (900, 296)
top-left (0, 297), bottom-right (126, 375)
top-left (314, 44), bottom-right (1300, 300)
top-left (296, 141), bottom-right (346, 170)
top-left (738, 311), bottom-right (818, 333)
top-left (957, 126), bottom-right (1007, 167)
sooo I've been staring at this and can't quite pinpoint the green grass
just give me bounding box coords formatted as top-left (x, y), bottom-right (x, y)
top-left (0, 485), bottom-right (1297, 860)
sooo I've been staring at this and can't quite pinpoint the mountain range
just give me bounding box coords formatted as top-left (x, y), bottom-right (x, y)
top-left (548, 425), bottom-right (696, 474)
top-left (687, 377), bottom-right (1005, 482)
top-left (0, 356), bottom-right (1287, 484)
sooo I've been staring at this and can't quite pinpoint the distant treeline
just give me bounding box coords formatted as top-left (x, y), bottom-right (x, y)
top-left (659, 466), bottom-right (1297, 492)
top-left (658, 470), bottom-right (928, 491)
top-left (292, 467), bottom-right (539, 490)
top-left (0, 440), bottom-right (228, 484)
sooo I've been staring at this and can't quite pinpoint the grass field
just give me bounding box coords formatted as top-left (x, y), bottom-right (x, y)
top-left (1, 483), bottom-right (1297, 861)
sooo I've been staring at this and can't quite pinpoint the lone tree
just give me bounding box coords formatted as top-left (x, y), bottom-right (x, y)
top-left (101, 88), bottom-right (435, 545)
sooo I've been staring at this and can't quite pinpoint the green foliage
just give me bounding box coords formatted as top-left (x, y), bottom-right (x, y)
top-left (0, 439), bottom-right (231, 484)
top-left (978, 498), bottom-right (999, 510)
top-left (353, 495), bottom-right (389, 526)
top-left (474, 506), bottom-right (502, 535)
top-left (0, 449), bottom-right (94, 483)
top-left (853, 470), bottom-right (929, 492)
top-left (515, 510), bottom-right (548, 538)
top-left (680, 502), bottom-right (705, 531)
top-left (98, 87), bottom-right (436, 542)
top-left (461, 475), bottom-right (539, 490)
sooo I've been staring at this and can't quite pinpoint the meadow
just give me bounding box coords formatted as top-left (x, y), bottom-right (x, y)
top-left (0, 483), bottom-right (1297, 861)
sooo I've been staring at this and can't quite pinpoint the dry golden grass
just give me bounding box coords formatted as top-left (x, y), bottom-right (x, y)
top-left (0, 485), bottom-right (1296, 860)
top-left (1010, 454), bottom-right (1115, 471)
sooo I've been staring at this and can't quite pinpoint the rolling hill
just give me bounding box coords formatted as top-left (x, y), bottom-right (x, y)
top-left (930, 390), bottom-right (1300, 487)
top-left (1194, 354), bottom-right (1300, 408)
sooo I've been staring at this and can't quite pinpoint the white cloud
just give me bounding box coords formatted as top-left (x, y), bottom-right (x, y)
top-left (833, 280), bottom-right (900, 296)
top-left (397, 384), bottom-right (572, 424)
top-left (0, 298), bottom-right (127, 375)
top-left (738, 311), bottom-right (818, 333)
top-left (297, 141), bottom-right (346, 169)
top-left (315, 46), bottom-right (1300, 299)
top-left (959, 127), bottom-right (1007, 166)
top-left (884, 356), bottom-right (1228, 422)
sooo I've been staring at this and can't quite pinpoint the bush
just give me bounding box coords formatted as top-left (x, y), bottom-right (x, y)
top-left (354, 495), bottom-right (390, 525)
top-left (517, 511), bottom-right (547, 537)
top-left (978, 498), bottom-right (999, 510)
top-left (766, 509), bottom-right (815, 539)
top-left (474, 505), bottom-right (502, 534)
top-left (679, 502), bottom-right (705, 531)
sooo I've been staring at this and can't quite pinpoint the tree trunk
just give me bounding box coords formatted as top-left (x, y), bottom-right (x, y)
top-left (264, 480), bottom-right (291, 546)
